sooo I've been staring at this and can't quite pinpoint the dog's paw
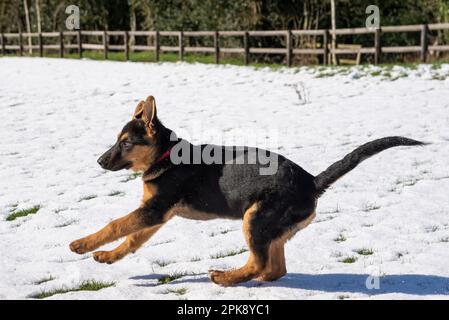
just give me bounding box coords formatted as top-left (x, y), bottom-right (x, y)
top-left (93, 251), bottom-right (117, 264)
top-left (69, 238), bottom-right (95, 254)
top-left (208, 269), bottom-right (229, 286)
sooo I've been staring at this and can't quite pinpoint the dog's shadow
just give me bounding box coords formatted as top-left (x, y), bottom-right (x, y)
top-left (131, 272), bottom-right (449, 296)
top-left (264, 273), bottom-right (449, 296)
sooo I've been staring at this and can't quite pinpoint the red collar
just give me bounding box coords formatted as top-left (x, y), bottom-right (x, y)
top-left (155, 146), bottom-right (173, 164)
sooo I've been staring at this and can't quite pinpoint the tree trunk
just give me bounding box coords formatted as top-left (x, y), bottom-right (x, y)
top-left (35, 0), bottom-right (41, 33)
top-left (23, 0), bottom-right (32, 54)
top-left (129, 5), bottom-right (136, 50)
top-left (330, 0), bottom-right (337, 65)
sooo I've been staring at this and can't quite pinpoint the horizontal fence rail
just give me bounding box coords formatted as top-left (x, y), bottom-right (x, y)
top-left (1, 23), bottom-right (449, 65)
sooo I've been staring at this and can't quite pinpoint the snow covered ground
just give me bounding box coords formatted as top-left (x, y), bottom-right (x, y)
top-left (1, 57), bottom-right (449, 300)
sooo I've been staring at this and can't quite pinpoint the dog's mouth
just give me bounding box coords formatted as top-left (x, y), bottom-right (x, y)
top-left (107, 161), bottom-right (132, 172)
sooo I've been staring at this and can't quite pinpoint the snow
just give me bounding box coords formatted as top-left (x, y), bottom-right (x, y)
top-left (1, 57), bottom-right (449, 300)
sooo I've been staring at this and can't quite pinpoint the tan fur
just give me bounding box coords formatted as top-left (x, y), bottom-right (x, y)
top-left (93, 225), bottom-right (163, 264)
top-left (125, 145), bottom-right (158, 172)
top-left (173, 204), bottom-right (221, 221)
top-left (209, 203), bottom-right (265, 286)
top-left (142, 182), bottom-right (158, 204)
top-left (142, 96), bottom-right (157, 136)
top-left (119, 132), bottom-right (129, 141)
top-left (132, 101), bottom-right (145, 119)
top-left (258, 211), bottom-right (316, 281)
top-left (257, 239), bottom-right (287, 281)
top-left (69, 209), bottom-right (147, 254)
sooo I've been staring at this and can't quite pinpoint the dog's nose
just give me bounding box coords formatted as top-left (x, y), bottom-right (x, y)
top-left (97, 154), bottom-right (108, 168)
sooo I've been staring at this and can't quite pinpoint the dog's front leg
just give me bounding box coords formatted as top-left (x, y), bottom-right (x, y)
top-left (69, 208), bottom-right (148, 254)
top-left (92, 224), bottom-right (163, 264)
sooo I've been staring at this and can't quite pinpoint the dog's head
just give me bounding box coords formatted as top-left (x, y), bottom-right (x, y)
top-left (97, 96), bottom-right (171, 172)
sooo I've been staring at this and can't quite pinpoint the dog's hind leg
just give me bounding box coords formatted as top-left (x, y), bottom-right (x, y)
top-left (70, 209), bottom-right (148, 254)
top-left (257, 210), bottom-right (316, 282)
top-left (209, 203), bottom-right (268, 286)
top-left (92, 225), bottom-right (162, 264)
top-left (256, 239), bottom-right (287, 282)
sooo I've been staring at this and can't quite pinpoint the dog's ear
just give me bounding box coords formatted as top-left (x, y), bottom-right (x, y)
top-left (132, 101), bottom-right (145, 119)
top-left (142, 96), bottom-right (157, 135)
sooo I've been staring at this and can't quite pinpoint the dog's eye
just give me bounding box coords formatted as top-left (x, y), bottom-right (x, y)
top-left (120, 141), bottom-right (133, 149)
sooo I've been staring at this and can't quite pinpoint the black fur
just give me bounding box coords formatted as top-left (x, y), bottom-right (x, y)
top-left (314, 136), bottom-right (426, 193)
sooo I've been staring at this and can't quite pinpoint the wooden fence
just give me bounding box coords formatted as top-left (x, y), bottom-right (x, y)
top-left (1, 23), bottom-right (449, 66)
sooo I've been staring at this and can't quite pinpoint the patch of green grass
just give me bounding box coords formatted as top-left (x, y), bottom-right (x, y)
top-left (54, 219), bottom-right (77, 228)
top-left (6, 51), bottom-right (449, 72)
top-left (158, 272), bottom-right (190, 285)
top-left (334, 234), bottom-right (347, 243)
top-left (425, 225), bottom-right (439, 233)
top-left (440, 237), bottom-right (449, 243)
top-left (355, 248), bottom-right (374, 256)
top-left (315, 71), bottom-right (336, 78)
top-left (390, 72), bottom-right (408, 81)
top-left (54, 207), bottom-right (68, 214)
top-left (340, 256), bottom-right (357, 264)
top-left (153, 259), bottom-right (173, 267)
top-left (108, 190), bottom-right (125, 197)
top-left (30, 280), bottom-right (115, 299)
top-left (314, 216), bottom-right (335, 223)
top-left (6, 205), bottom-right (41, 221)
top-left (210, 248), bottom-right (248, 259)
top-left (78, 194), bottom-right (97, 202)
top-left (382, 71), bottom-right (392, 79)
top-left (320, 205), bottom-right (340, 215)
top-left (34, 275), bottom-right (55, 285)
top-left (432, 74), bottom-right (448, 81)
top-left (153, 238), bottom-right (175, 246)
top-left (162, 288), bottom-right (188, 296)
top-left (362, 202), bottom-right (381, 212)
top-left (209, 229), bottom-right (233, 237)
top-left (120, 172), bottom-right (143, 182)
top-left (190, 256), bottom-right (201, 262)
top-left (29, 50), bottom-right (283, 69)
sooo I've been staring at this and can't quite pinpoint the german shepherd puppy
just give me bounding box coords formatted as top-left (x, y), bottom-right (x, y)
top-left (70, 96), bottom-right (425, 286)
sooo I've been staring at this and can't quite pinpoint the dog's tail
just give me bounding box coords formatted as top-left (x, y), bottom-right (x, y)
top-left (314, 136), bottom-right (427, 195)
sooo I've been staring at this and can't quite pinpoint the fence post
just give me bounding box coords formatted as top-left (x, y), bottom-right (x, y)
top-left (19, 30), bottom-right (23, 56)
top-left (155, 31), bottom-right (160, 62)
top-left (1, 33), bottom-right (5, 56)
top-left (244, 31), bottom-right (249, 65)
top-left (374, 28), bottom-right (381, 65)
top-left (77, 30), bottom-right (82, 58)
top-left (103, 30), bottom-right (108, 60)
top-left (323, 30), bottom-right (329, 65)
top-left (59, 31), bottom-right (64, 58)
top-left (286, 29), bottom-right (292, 67)
top-left (421, 24), bottom-right (428, 63)
top-left (179, 31), bottom-right (184, 61)
top-left (124, 31), bottom-right (129, 61)
top-left (214, 30), bottom-right (220, 64)
top-left (38, 32), bottom-right (43, 57)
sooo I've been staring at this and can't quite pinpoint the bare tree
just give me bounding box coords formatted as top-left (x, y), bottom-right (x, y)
top-left (129, 0), bottom-right (138, 50)
top-left (330, 0), bottom-right (337, 65)
top-left (23, 0), bottom-right (32, 53)
top-left (35, 0), bottom-right (41, 33)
